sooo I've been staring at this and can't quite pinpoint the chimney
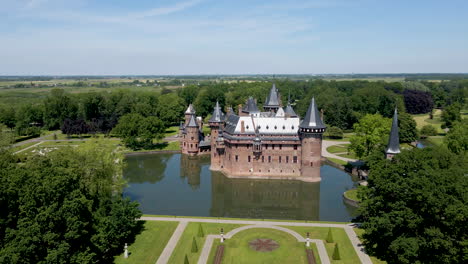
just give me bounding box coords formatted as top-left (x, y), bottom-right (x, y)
top-left (238, 104), bottom-right (242, 116)
top-left (241, 121), bottom-right (245, 133)
top-left (320, 108), bottom-right (324, 121)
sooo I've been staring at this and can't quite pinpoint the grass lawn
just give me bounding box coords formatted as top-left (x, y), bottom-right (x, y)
top-left (344, 189), bottom-right (359, 202)
top-left (326, 144), bottom-right (349, 154)
top-left (412, 109), bottom-right (444, 134)
top-left (353, 229), bottom-right (387, 264)
top-left (284, 226), bottom-right (360, 264)
top-left (169, 222), bottom-right (244, 264)
top-left (326, 157), bottom-right (348, 166)
top-left (207, 228), bottom-right (318, 264)
top-left (114, 221), bottom-right (178, 264)
top-left (10, 141), bottom-right (41, 153)
top-left (164, 126), bottom-right (179, 137)
top-left (426, 136), bottom-right (444, 146)
top-left (336, 152), bottom-right (357, 159)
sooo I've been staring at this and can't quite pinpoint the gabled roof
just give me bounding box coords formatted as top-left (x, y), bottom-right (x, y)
top-left (209, 101), bottom-right (225, 123)
top-left (264, 83), bottom-right (280, 107)
top-left (284, 103), bottom-right (298, 117)
top-left (386, 108), bottom-right (401, 154)
top-left (242, 97), bottom-right (260, 113)
top-left (186, 114), bottom-right (198, 127)
top-left (299, 97), bottom-right (326, 129)
top-left (185, 104), bottom-right (195, 114)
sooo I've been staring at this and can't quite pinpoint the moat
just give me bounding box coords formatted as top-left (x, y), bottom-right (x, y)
top-left (123, 153), bottom-right (358, 222)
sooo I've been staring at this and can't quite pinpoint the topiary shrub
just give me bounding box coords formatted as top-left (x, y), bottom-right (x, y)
top-left (191, 237), bottom-right (198, 253)
top-left (420, 124), bottom-right (438, 138)
top-left (326, 228), bottom-right (334, 243)
top-left (198, 224), bottom-right (205, 238)
top-left (184, 254), bottom-right (189, 264)
top-left (332, 243), bottom-right (341, 260)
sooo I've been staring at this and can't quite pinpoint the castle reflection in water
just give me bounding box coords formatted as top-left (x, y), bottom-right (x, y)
top-left (123, 153), bottom-right (356, 222)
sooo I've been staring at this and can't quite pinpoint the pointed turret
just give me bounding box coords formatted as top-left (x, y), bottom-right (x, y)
top-left (209, 101), bottom-right (225, 123)
top-left (185, 104), bottom-right (195, 114)
top-left (276, 107), bottom-right (285, 117)
top-left (299, 97), bottom-right (326, 131)
top-left (242, 97), bottom-right (260, 114)
top-left (284, 103), bottom-right (298, 117)
top-left (264, 83), bottom-right (281, 112)
top-left (385, 108), bottom-right (400, 158)
top-left (187, 114), bottom-right (198, 127)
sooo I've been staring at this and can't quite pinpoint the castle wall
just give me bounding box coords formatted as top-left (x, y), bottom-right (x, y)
top-left (300, 133), bottom-right (323, 181)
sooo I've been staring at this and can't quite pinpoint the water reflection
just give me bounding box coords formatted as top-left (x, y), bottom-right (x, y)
top-left (123, 153), bottom-right (357, 221)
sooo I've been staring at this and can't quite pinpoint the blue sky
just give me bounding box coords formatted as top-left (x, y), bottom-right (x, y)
top-left (1, 0), bottom-right (467, 75)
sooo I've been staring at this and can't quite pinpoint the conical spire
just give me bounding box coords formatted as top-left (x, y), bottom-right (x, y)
top-left (209, 101), bottom-right (225, 123)
top-left (264, 83), bottom-right (280, 107)
top-left (242, 97), bottom-right (260, 113)
top-left (185, 104), bottom-right (195, 114)
top-left (299, 97), bottom-right (326, 129)
top-left (285, 102), bottom-right (298, 117)
top-left (276, 107), bottom-right (285, 117)
top-left (385, 108), bottom-right (400, 154)
top-left (186, 114), bottom-right (198, 127)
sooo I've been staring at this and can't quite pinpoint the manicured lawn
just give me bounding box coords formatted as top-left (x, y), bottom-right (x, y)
top-left (284, 226), bottom-right (361, 264)
top-left (353, 229), bottom-right (387, 264)
top-left (169, 222), bottom-right (244, 264)
top-left (426, 136), bottom-right (444, 146)
top-left (344, 189), bottom-right (359, 202)
top-left (327, 144), bottom-right (349, 154)
top-left (336, 152), bottom-right (357, 159)
top-left (412, 109), bottom-right (444, 134)
top-left (326, 157), bottom-right (348, 166)
top-left (207, 228), bottom-right (317, 264)
top-left (10, 141), bottom-right (41, 153)
top-left (114, 221), bottom-right (178, 264)
top-left (164, 126), bottom-right (179, 137)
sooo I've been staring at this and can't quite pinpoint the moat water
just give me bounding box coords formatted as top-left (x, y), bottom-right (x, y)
top-left (123, 153), bottom-right (358, 222)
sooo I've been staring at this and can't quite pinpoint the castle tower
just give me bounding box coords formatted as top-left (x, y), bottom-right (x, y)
top-left (183, 114), bottom-right (200, 156)
top-left (184, 104), bottom-right (195, 125)
top-left (385, 108), bottom-right (401, 159)
top-left (299, 97), bottom-right (326, 182)
top-left (209, 101), bottom-right (225, 170)
top-left (264, 83), bottom-right (281, 112)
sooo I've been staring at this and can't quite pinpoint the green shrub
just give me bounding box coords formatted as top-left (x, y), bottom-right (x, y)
top-left (191, 237), bottom-right (198, 253)
top-left (420, 124), bottom-right (438, 137)
top-left (332, 243), bottom-right (341, 260)
top-left (197, 224), bottom-right (205, 238)
top-left (326, 228), bottom-right (334, 243)
top-left (325, 126), bottom-right (343, 139)
top-left (184, 254), bottom-right (189, 264)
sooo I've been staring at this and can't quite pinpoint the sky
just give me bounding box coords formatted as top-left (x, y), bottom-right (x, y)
top-left (0, 0), bottom-right (467, 75)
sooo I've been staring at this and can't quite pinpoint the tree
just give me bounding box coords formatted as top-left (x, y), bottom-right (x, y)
top-left (184, 254), bottom-right (189, 264)
top-left (357, 147), bottom-right (467, 264)
top-left (349, 114), bottom-right (391, 159)
top-left (0, 124), bottom-right (14, 148)
top-left (157, 93), bottom-right (186, 126)
top-left (332, 243), bottom-right (341, 260)
top-left (178, 85), bottom-right (199, 105)
top-left (191, 237), bottom-right (198, 253)
top-left (111, 113), bottom-right (165, 150)
top-left (441, 103), bottom-right (461, 128)
top-left (398, 112), bottom-right (418, 143)
top-left (420, 125), bottom-right (438, 138)
top-left (444, 119), bottom-right (468, 154)
top-left (43, 89), bottom-right (78, 130)
top-left (0, 106), bottom-right (16, 129)
top-left (61, 119), bottom-right (90, 137)
top-left (0, 140), bottom-right (143, 263)
top-left (324, 126), bottom-right (343, 139)
top-left (15, 104), bottom-right (44, 136)
top-left (403, 90), bottom-right (434, 114)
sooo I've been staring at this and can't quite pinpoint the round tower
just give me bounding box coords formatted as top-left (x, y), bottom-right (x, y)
top-left (184, 114), bottom-right (200, 156)
top-left (184, 104), bottom-right (195, 125)
top-left (299, 97), bottom-right (326, 182)
top-left (209, 101), bottom-right (225, 170)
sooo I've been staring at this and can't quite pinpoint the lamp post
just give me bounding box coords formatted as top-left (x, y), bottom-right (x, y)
top-left (220, 228), bottom-right (224, 243)
top-left (124, 243), bottom-right (128, 258)
top-left (306, 232), bottom-right (310, 247)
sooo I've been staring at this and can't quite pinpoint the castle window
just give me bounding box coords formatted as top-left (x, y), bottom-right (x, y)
top-left (286, 156), bottom-right (289, 163)
top-left (268, 156), bottom-right (271, 163)
top-left (235, 155), bottom-right (238, 162)
top-left (293, 156), bottom-right (298, 163)
top-left (292, 125), bottom-right (295, 129)
top-left (262, 156), bottom-right (264, 162)
top-left (279, 156), bottom-right (282, 163)
top-left (258, 125), bottom-right (261, 129)
top-left (272, 144), bottom-right (275, 150)
top-left (190, 144), bottom-right (193, 148)
top-left (195, 144), bottom-right (198, 148)
top-left (191, 137), bottom-right (194, 140)
top-left (248, 156), bottom-right (251, 162)
top-left (283, 125), bottom-right (285, 129)
top-left (274, 125), bottom-right (277, 129)
top-left (294, 145), bottom-right (297, 150)
top-left (279, 145), bottom-right (282, 150)
top-left (266, 125), bottom-right (269, 129)
top-left (184, 142), bottom-right (186, 146)
top-left (246, 125), bottom-right (249, 129)
top-left (265, 144), bottom-right (268, 149)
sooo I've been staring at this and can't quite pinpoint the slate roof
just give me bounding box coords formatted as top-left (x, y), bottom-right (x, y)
top-left (185, 104), bottom-right (195, 114)
top-left (284, 103), bottom-right (298, 117)
top-left (186, 114), bottom-right (198, 127)
top-left (209, 101), bottom-right (225, 123)
top-left (265, 83), bottom-right (280, 107)
top-left (275, 107), bottom-right (285, 117)
top-left (242, 97), bottom-right (260, 113)
top-left (385, 108), bottom-right (401, 154)
top-left (299, 97), bottom-right (326, 129)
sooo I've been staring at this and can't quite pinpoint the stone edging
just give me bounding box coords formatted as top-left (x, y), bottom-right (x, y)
top-left (343, 191), bottom-right (360, 207)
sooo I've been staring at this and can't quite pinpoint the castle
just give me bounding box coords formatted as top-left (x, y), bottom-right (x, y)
top-left (180, 83), bottom-right (326, 182)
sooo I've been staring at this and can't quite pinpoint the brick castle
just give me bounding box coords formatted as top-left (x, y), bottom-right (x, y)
top-left (179, 83), bottom-right (326, 182)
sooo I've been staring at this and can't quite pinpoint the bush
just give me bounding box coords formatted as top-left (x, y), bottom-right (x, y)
top-left (184, 254), bottom-right (189, 264)
top-left (197, 224), bottom-right (205, 238)
top-left (191, 237), bottom-right (198, 253)
top-left (324, 126), bottom-right (343, 139)
top-left (420, 125), bottom-right (438, 138)
top-left (332, 243), bottom-right (341, 260)
top-left (326, 228), bottom-right (334, 243)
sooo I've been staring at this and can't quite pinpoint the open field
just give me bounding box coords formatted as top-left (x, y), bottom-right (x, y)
top-left (412, 109), bottom-right (444, 134)
top-left (114, 221), bottom-right (179, 264)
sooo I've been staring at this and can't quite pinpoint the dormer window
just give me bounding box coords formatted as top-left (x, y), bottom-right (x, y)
top-left (274, 125), bottom-right (277, 129)
top-left (246, 125), bottom-right (249, 129)
top-left (266, 125), bottom-right (269, 129)
top-left (282, 125), bottom-right (285, 129)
